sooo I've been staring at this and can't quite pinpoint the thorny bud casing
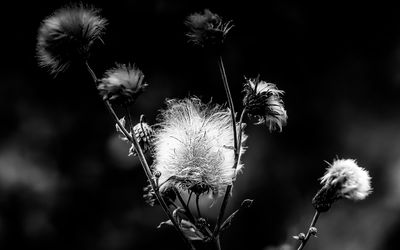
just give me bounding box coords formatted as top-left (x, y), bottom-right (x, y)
top-left (243, 76), bottom-right (288, 132)
top-left (185, 9), bottom-right (233, 51)
top-left (98, 64), bottom-right (147, 105)
top-left (37, 5), bottom-right (107, 75)
top-left (312, 158), bottom-right (372, 212)
top-left (129, 122), bottom-right (154, 156)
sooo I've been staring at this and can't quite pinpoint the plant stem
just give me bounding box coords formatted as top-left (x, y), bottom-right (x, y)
top-left (213, 56), bottom-right (238, 239)
top-left (85, 62), bottom-right (196, 250)
top-left (213, 109), bottom-right (247, 238)
top-left (217, 56), bottom-right (238, 153)
top-left (214, 236), bottom-right (222, 250)
top-left (174, 189), bottom-right (197, 225)
top-left (297, 211), bottom-right (320, 250)
top-left (195, 195), bottom-right (201, 218)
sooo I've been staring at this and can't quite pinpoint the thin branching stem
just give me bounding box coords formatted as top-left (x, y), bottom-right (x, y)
top-left (174, 189), bottom-right (213, 238)
top-left (297, 211), bottom-right (320, 250)
top-left (217, 56), bottom-right (238, 152)
top-left (187, 191), bottom-right (193, 207)
top-left (174, 189), bottom-right (197, 224)
top-left (195, 194), bottom-right (201, 218)
top-left (215, 236), bottom-right (222, 250)
top-left (213, 56), bottom-right (239, 240)
top-left (213, 108), bottom-right (247, 238)
top-left (85, 61), bottom-right (196, 250)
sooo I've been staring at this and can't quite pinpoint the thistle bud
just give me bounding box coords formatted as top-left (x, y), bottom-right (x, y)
top-left (185, 9), bottom-right (233, 50)
top-left (312, 159), bottom-right (372, 212)
top-left (36, 5), bottom-right (107, 75)
top-left (128, 121), bottom-right (154, 156)
top-left (243, 76), bottom-right (287, 132)
top-left (98, 64), bottom-right (147, 105)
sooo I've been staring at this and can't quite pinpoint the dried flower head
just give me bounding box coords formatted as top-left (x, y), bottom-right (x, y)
top-left (152, 97), bottom-right (246, 198)
top-left (98, 64), bottom-right (147, 105)
top-left (37, 5), bottom-right (107, 75)
top-left (129, 122), bottom-right (154, 156)
top-left (185, 9), bottom-right (233, 49)
top-left (243, 76), bottom-right (288, 132)
top-left (312, 158), bottom-right (372, 212)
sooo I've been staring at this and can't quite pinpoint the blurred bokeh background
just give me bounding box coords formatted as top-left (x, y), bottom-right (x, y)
top-left (1, 0), bottom-right (400, 249)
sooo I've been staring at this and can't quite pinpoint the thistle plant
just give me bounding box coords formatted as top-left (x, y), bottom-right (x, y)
top-left (294, 159), bottom-right (372, 250)
top-left (36, 5), bottom-right (372, 250)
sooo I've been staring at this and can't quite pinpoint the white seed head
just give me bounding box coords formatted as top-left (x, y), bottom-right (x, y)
top-left (152, 97), bottom-right (246, 198)
top-left (321, 159), bottom-right (372, 200)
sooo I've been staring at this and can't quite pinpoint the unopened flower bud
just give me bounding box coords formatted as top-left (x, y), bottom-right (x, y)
top-left (129, 121), bottom-right (154, 156)
top-left (309, 227), bottom-right (317, 237)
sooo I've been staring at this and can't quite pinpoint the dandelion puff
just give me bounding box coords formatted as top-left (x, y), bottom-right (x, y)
top-left (185, 9), bottom-right (233, 49)
top-left (98, 64), bottom-right (147, 105)
top-left (243, 76), bottom-right (288, 132)
top-left (152, 97), bottom-right (247, 198)
top-left (312, 158), bottom-right (372, 212)
top-left (36, 4), bottom-right (107, 75)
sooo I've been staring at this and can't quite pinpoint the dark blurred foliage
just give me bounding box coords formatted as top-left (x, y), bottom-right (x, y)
top-left (1, 0), bottom-right (400, 249)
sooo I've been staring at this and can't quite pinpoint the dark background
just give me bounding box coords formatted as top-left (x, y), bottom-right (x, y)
top-left (1, 0), bottom-right (400, 249)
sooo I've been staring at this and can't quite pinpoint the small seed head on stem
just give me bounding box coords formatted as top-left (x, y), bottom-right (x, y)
top-left (37, 4), bottom-right (107, 75)
top-left (312, 158), bottom-right (372, 212)
top-left (185, 9), bottom-right (233, 50)
top-left (98, 64), bottom-right (147, 105)
top-left (242, 76), bottom-right (287, 132)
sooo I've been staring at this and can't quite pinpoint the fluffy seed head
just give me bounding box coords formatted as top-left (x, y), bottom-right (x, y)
top-left (152, 97), bottom-right (246, 198)
top-left (185, 9), bottom-right (233, 49)
top-left (243, 76), bottom-right (287, 131)
top-left (321, 159), bottom-right (372, 200)
top-left (312, 158), bottom-right (372, 212)
top-left (36, 5), bottom-right (107, 75)
top-left (98, 64), bottom-right (147, 105)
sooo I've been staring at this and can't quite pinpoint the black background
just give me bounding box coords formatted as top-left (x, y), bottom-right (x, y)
top-left (1, 1), bottom-right (399, 249)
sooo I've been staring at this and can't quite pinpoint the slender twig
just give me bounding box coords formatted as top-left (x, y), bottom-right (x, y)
top-left (217, 56), bottom-right (238, 152)
top-left (85, 62), bottom-right (196, 250)
top-left (195, 194), bottom-right (201, 218)
top-left (187, 191), bottom-right (193, 208)
top-left (174, 189), bottom-right (213, 238)
top-left (297, 211), bottom-right (320, 250)
top-left (213, 109), bottom-right (247, 237)
top-left (213, 56), bottom-right (239, 239)
top-left (174, 189), bottom-right (197, 224)
top-left (214, 236), bottom-right (222, 250)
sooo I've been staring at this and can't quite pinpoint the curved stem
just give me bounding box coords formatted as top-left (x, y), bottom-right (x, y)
top-left (297, 211), bottom-right (320, 250)
top-left (214, 236), bottom-right (222, 250)
top-left (85, 62), bottom-right (196, 250)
